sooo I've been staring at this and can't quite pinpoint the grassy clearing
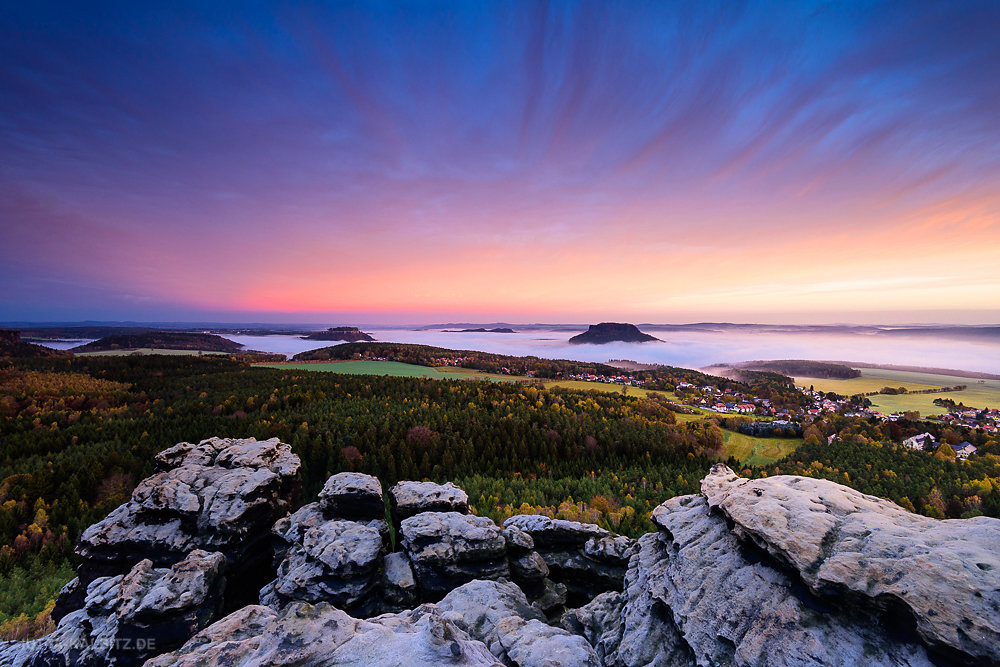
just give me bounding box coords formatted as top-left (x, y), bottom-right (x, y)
top-left (719, 429), bottom-right (801, 466)
top-left (792, 374), bottom-right (938, 395)
top-left (258, 360), bottom-right (454, 379)
top-left (541, 380), bottom-right (679, 401)
top-left (673, 411), bottom-right (710, 424)
top-left (795, 368), bottom-right (1000, 415)
top-left (432, 367), bottom-right (521, 382)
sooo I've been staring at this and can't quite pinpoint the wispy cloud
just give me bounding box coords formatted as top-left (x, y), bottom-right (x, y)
top-left (1, 1), bottom-right (998, 322)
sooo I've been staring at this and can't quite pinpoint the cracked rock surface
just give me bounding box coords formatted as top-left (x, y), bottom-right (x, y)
top-left (0, 550), bottom-right (226, 667)
top-left (702, 464), bottom-right (1000, 663)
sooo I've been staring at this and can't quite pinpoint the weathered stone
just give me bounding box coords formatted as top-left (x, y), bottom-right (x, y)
top-left (502, 515), bottom-right (630, 606)
top-left (436, 579), bottom-right (599, 666)
top-left (400, 511), bottom-right (509, 600)
top-left (1, 550), bottom-right (226, 667)
top-left (503, 515), bottom-right (609, 548)
top-left (584, 535), bottom-right (635, 565)
top-left (142, 604), bottom-right (277, 666)
top-left (382, 551), bottom-right (419, 610)
top-left (502, 525), bottom-right (534, 554)
top-left (559, 591), bottom-right (629, 664)
top-left (640, 494), bottom-right (932, 666)
top-left (531, 578), bottom-right (568, 616)
top-left (497, 616), bottom-right (602, 667)
top-left (271, 501), bottom-right (389, 558)
top-left (509, 551), bottom-right (549, 587)
top-left (319, 472), bottom-right (385, 519)
top-left (9, 459), bottom-right (996, 667)
top-left (263, 518), bottom-right (384, 614)
top-left (390, 480), bottom-right (470, 520)
top-left (701, 464), bottom-right (1000, 663)
top-left (64, 437), bottom-right (299, 619)
top-left (144, 601), bottom-right (502, 666)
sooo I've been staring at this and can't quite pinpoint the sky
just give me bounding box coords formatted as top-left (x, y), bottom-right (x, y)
top-left (2, 1), bottom-right (999, 325)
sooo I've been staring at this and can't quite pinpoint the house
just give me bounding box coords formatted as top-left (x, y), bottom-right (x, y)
top-left (902, 433), bottom-right (936, 450)
top-left (951, 441), bottom-right (978, 459)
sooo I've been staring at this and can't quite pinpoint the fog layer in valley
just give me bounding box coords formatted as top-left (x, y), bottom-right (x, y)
top-left (255, 329), bottom-right (1000, 375)
top-left (38, 328), bottom-right (999, 374)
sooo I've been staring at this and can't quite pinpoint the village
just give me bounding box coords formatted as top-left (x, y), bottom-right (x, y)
top-left (566, 371), bottom-right (999, 458)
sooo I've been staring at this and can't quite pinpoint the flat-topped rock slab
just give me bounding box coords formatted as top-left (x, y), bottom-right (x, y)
top-left (390, 480), bottom-right (470, 520)
top-left (319, 472), bottom-right (384, 519)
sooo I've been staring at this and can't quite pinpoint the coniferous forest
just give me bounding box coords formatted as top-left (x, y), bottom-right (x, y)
top-left (1, 354), bottom-right (999, 635)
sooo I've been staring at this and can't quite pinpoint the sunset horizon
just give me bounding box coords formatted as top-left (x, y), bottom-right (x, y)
top-left (3, 2), bottom-right (999, 326)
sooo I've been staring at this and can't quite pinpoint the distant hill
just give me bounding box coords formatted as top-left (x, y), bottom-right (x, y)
top-left (719, 360), bottom-right (861, 379)
top-left (569, 323), bottom-right (660, 345)
top-left (73, 332), bottom-right (244, 353)
top-left (301, 327), bottom-right (375, 342)
top-left (0, 330), bottom-right (69, 358)
top-left (443, 327), bottom-right (517, 334)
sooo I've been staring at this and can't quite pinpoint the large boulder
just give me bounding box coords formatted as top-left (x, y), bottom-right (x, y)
top-left (144, 601), bottom-right (502, 666)
top-left (318, 472), bottom-right (385, 520)
top-left (400, 512), bottom-right (509, 601)
top-left (64, 437), bottom-right (300, 618)
top-left (436, 579), bottom-right (600, 666)
top-left (270, 502), bottom-right (390, 564)
top-left (390, 480), bottom-right (469, 524)
top-left (701, 464), bottom-right (1000, 663)
top-left (0, 550), bottom-right (227, 667)
top-left (261, 519), bottom-right (384, 615)
top-left (503, 515), bottom-right (634, 605)
top-left (261, 472), bottom-right (391, 615)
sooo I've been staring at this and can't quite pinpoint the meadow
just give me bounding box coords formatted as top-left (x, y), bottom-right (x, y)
top-left (721, 429), bottom-right (801, 465)
top-left (258, 360), bottom-right (455, 379)
top-left (539, 379), bottom-right (679, 400)
top-left (794, 368), bottom-right (1000, 415)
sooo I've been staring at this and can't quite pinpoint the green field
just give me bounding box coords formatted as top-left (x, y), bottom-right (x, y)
top-left (720, 429), bottom-right (802, 466)
top-left (794, 368), bottom-right (1000, 416)
top-left (259, 360), bottom-right (455, 379)
top-left (541, 379), bottom-right (679, 401)
top-left (76, 348), bottom-right (226, 357)
top-left (432, 367), bottom-right (522, 382)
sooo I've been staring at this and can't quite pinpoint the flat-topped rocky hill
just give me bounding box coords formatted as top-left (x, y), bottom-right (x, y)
top-left (569, 323), bottom-right (660, 345)
top-left (1, 438), bottom-right (996, 666)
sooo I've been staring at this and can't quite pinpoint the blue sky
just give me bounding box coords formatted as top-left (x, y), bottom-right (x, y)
top-left (2, 1), bottom-right (999, 324)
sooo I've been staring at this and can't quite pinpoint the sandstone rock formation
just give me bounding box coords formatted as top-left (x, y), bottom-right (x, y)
top-left (390, 480), bottom-right (470, 521)
top-left (262, 472), bottom-right (388, 615)
top-left (2, 550), bottom-right (226, 666)
top-left (318, 471), bottom-right (385, 519)
top-left (400, 511), bottom-right (509, 601)
top-left (261, 518), bottom-right (385, 615)
top-left (145, 601), bottom-right (501, 666)
top-left (436, 579), bottom-right (600, 666)
top-left (60, 436), bottom-right (300, 621)
top-left (4, 438), bottom-right (998, 666)
top-left (701, 464), bottom-right (1000, 664)
top-left (503, 514), bottom-right (634, 605)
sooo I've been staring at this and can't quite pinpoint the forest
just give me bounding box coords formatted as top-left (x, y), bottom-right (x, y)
top-left (0, 353), bottom-right (998, 636)
top-left (294, 341), bottom-right (810, 408)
